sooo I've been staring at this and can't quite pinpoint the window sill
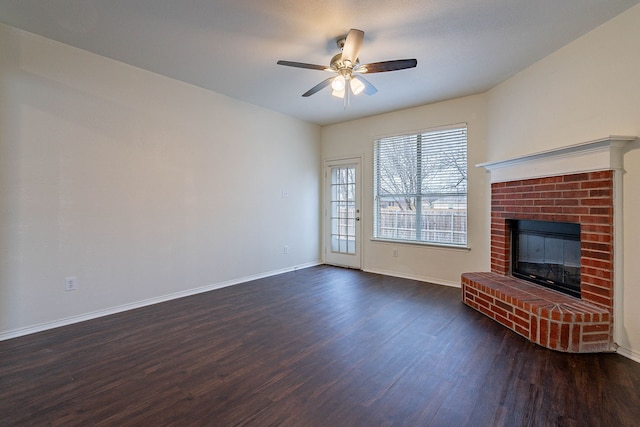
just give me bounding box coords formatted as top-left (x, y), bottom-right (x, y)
top-left (370, 238), bottom-right (471, 251)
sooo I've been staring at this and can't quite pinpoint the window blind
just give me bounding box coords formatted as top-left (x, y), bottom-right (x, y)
top-left (374, 125), bottom-right (468, 245)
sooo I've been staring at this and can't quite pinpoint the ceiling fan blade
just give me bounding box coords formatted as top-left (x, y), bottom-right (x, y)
top-left (353, 75), bottom-right (378, 96)
top-left (302, 77), bottom-right (334, 97)
top-left (359, 59), bottom-right (417, 73)
top-left (341, 29), bottom-right (364, 64)
top-left (277, 60), bottom-right (328, 71)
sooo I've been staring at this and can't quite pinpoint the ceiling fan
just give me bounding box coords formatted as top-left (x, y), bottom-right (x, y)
top-left (277, 29), bottom-right (417, 105)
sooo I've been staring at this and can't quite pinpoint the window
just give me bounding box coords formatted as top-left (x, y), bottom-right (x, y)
top-left (373, 125), bottom-right (467, 246)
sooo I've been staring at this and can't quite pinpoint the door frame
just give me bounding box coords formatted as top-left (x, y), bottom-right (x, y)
top-left (323, 156), bottom-right (363, 269)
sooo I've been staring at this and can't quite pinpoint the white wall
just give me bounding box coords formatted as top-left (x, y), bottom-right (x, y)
top-left (0, 24), bottom-right (321, 337)
top-left (487, 4), bottom-right (640, 360)
top-left (322, 95), bottom-right (490, 286)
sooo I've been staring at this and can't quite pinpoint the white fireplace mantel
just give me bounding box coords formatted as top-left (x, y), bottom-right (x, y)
top-left (477, 136), bottom-right (637, 183)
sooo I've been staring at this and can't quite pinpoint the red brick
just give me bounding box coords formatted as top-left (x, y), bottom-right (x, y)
top-left (581, 233), bottom-right (612, 244)
top-left (539, 307), bottom-right (550, 319)
top-left (511, 313), bottom-right (529, 329)
top-left (478, 305), bottom-right (494, 318)
top-left (539, 318), bottom-right (549, 347)
top-left (560, 323), bottom-right (570, 350)
top-left (541, 206), bottom-right (561, 213)
top-left (539, 176), bottom-right (563, 184)
top-left (534, 184), bottom-right (557, 192)
top-left (556, 183), bottom-right (583, 192)
top-left (581, 294), bottom-right (611, 310)
top-left (583, 243), bottom-right (613, 255)
top-left (581, 198), bottom-right (613, 206)
top-left (475, 296), bottom-right (492, 311)
top-left (513, 308), bottom-right (528, 320)
top-left (521, 192), bottom-right (542, 199)
top-left (581, 277), bottom-right (613, 290)
top-left (495, 300), bottom-right (514, 313)
top-left (564, 173), bottom-right (590, 182)
top-left (580, 214), bottom-right (613, 224)
top-left (555, 198), bottom-right (579, 206)
top-left (583, 323), bottom-right (610, 333)
top-left (562, 206), bottom-right (590, 215)
top-left (491, 305), bottom-right (509, 319)
top-left (561, 191), bottom-right (590, 201)
top-left (581, 266), bottom-right (612, 280)
top-left (551, 214), bottom-right (580, 223)
top-left (582, 333), bottom-right (610, 343)
top-left (581, 179), bottom-right (613, 189)
top-left (582, 285), bottom-right (612, 298)
top-left (588, 171), bottom-right (613, 180)
top-left (530, 315), bottom-right (539, 341)
top-left (582, 249), bottom-right (613, 261)
top-left (589, 207), bottom-right (613, 216)
top-left (571, 324), bottom-right (581, 352)
top-left (581, 224), bottom-right (612, 234)
top-left (514, 324), bottom-right (528, 337)
top-left (549, 322), bottom-right (560, 349)
top-left (494, 313), bottom-right (513, 329)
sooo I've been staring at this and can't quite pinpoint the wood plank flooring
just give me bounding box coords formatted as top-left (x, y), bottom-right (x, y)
top-left (1, 265), bottom-right (639, 426)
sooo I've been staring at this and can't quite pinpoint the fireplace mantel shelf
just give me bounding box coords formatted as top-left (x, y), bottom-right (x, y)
top-left (477, 136), bottom-right (637, 183)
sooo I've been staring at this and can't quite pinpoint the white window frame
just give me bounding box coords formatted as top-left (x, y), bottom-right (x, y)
top-left (373, 124), bottom-right (468, 247)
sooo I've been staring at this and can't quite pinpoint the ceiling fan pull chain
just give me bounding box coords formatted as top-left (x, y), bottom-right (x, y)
top-left (344, 78), bottom-right (350, 110)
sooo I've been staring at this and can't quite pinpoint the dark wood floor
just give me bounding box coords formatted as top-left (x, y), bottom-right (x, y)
top-left (1, 265), bottom-right (639, 426)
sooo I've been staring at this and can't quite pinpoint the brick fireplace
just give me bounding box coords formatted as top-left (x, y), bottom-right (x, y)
top-left (491, 170), bottom-right (614, 308)
top-left (462, 136), bottom-right (636, 353)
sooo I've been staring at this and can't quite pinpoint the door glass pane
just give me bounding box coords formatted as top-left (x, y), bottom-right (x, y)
top-left (330, 166), bottom-right (356, 254)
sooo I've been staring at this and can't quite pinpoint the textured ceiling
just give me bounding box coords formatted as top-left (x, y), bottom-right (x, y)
top-left (1, 0), bottom-right (639, 125)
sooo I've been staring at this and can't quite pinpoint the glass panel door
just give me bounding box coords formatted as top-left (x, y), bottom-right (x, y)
top-left (325, 159), bottom-right (361, 268)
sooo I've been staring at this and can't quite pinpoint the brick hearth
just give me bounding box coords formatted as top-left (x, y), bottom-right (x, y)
top-left (462, 170), bottom-right (615, 352)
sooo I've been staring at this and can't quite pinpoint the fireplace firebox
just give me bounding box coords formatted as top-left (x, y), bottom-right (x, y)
top-left (511, 219), bottom-right (581, 298)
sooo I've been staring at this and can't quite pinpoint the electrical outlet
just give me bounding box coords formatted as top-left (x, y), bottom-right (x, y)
top-left (65, 276), bottom-right (77, 292)
top-left (392, 248), bottom-right (398, 257)
top-left (283, 245), bottom-right (289, 254)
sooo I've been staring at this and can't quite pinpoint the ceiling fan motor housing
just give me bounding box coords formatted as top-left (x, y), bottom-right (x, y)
top-left (330, 53), bottom-right (359, 72)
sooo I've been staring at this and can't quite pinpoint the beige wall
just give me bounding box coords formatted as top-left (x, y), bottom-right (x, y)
top-left (487, 4), bottom-right (640, 360)
top-left (322, 95), bottom-right (490, 286)
top-left (0, 24), bottom-right (321, 337)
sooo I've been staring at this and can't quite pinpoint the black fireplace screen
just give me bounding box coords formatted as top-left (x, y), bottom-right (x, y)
top-left (511, 220), bottom-right (581, 298)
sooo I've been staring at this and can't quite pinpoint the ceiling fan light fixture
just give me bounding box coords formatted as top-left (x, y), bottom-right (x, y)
top-left (331, 88), bottom-right (345, 98)
top-left (350, 76), bottom-right (365, 95)
top-left (331, 75), bottom-right (345, 91)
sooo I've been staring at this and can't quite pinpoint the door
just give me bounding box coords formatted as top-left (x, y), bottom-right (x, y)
top-left (324, 158), bottom-right (361, 269)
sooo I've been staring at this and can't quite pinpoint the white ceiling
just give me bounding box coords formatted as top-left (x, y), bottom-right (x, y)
top-left (1, 0), bottom-right (639, 126)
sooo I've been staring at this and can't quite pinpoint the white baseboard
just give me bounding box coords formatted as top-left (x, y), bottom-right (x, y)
top-left (363, 267), bottom-right (461, 288)
top-left (0, 261), bottom-right (321, 342)
top-left (616, 345), bottom-right (640, 364)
